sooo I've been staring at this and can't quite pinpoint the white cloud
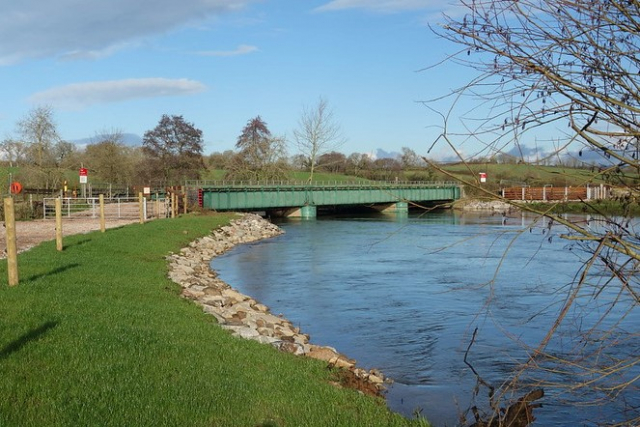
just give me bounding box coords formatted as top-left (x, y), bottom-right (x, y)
top-left (59, 42), bottom-right (140, 62)
top-left (28, 78), bottom-right (207, 110)
top-left (315, 0), bottom-right (443, 13)
top-left (194, 44), bottom-right (258, 57)
top-left (0, 0), bottom-right (255, 64)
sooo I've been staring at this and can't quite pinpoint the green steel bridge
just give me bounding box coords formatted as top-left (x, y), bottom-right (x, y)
top-left (195, 181), bottom-right (461, 218)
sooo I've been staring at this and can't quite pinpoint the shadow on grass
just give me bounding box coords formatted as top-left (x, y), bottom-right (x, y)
top-left (0, 321), bottom-right (58, 360)
top-left (65, 238), bottom-right (92, 249)
top-left (25, 263), bottom-right (80, 282)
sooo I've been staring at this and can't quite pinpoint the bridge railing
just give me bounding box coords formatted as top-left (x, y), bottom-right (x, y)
top-left (187, 180), bottom-right (459, 189)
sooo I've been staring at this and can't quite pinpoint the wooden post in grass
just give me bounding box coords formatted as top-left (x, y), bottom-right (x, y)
top-left (4, 197), bottom-right (19, 286)
top-left (155, 193), bottom-right (160, 219)
top-left (183, 192), bottom-right (188, 214)
top-left (171, 192), bottom-right (177, 218)
top-left (138, 192), bottom-right (144, 224)
top-left (99, 194), bottom-right (105, 232)
top-left (55, 197), bottom-right (63, 252)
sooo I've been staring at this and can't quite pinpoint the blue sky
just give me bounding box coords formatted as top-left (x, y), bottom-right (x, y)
top-left (0, 0), bottom-right (474, 159)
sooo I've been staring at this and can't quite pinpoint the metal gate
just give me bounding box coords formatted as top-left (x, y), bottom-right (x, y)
top-left (41, 197), bottom-right (168, 220)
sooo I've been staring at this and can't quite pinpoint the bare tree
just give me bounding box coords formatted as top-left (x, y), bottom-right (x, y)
top-left (371, 157), bottom-right (402, 181)
top-left (293, 97), bottom-right (346, 182)
top-left (0, 139), bottom-right (27, 167)
top-left (52, 140), bottom-right (79, 170)
top-left (433, 1), bottom-right (640, 425)
top-left (289, 153), bottom-right (308, 171)
top-left (83, 129), bottom-right (136, 186)
top-left (207, 150), bottom-right (235, 170)
top-left (346, 152), bottom-right (373, 178)
top-left (19, 106), bottom-right (59, 165)
top-left (17, 106), bottom-right (69, 189)
top-left (400, 147), bottom-right (426, 169)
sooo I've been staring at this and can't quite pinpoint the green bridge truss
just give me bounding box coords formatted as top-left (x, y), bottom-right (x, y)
top-left (196, 181), bottom-right (461, 218)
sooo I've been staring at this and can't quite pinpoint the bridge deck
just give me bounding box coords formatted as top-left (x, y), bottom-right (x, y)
top-left (196, 181), bottom-right (461, 213)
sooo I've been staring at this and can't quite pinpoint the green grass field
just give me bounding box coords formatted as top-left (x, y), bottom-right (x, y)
top-left (0, 213), bottom-right (426, 427)
top-left (200, 169), bottom-right (371, 183)
top-left (288, 171), bottom-right (371, 183)
top-left (201, 164), bottom-right (608, 187)
top-left (434, 163), bottom-right (607, 187)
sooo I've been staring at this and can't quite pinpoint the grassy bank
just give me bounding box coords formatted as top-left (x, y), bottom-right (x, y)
top-left (0, 214), bottom-right (426, 427)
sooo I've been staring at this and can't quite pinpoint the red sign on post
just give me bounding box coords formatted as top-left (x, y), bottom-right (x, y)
top-left (79, 167), bottom-right (88, 184)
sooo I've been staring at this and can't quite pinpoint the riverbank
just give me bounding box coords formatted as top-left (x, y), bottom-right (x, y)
top-left (167, 213), bottom-right (388, 397)
top-left (458, 196), bottom-right (640, 217)
top-left (0, 213), bottom-right (421, 426)
top-left (456, 198), bottom-right (515, 212)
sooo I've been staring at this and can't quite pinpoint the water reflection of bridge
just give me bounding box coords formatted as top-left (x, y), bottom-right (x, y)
top-left (196, 181), bottom-right (461, 218)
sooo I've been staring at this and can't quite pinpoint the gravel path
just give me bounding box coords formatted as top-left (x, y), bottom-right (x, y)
top-left (0, 217), bottom-right (141, 258)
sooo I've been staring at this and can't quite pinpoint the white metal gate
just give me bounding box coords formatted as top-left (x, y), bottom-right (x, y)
top-left (42, 197), bottom-right (157, 220)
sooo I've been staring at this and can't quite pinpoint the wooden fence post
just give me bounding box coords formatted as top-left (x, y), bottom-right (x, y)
top-left (138, 193), bottom-right (144, 224)
top-left (99, 194), bottom-right (105, 232)
top-left (183, 192), bottom-right (188, 214)
top-left (55, 197), bottom-right (63, 251)
top-left (4, 197), bottom-right (19, 286)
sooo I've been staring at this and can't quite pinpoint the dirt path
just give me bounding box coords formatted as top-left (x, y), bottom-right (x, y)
top-left (0, 217), bottom-right (142, 258)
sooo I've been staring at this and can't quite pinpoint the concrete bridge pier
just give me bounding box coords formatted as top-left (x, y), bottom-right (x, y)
top-left (286, 205), bottom-right (317, 219)
top-left (373, 201), bottom-right (409, 214)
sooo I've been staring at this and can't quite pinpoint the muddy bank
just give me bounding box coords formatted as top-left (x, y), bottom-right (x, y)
top-left (166, 213), bottom-right (387, 397)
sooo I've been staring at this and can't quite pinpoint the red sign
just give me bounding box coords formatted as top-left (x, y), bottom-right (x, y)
top-left (79, 168), bottom-right (88, 176)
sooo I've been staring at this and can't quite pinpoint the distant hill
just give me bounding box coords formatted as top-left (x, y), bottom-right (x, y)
top-left (72, 133), bottom-right (142, 148)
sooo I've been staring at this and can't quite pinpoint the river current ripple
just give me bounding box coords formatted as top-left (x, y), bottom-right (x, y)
top-left (211, 211), bottom-right (639, 426)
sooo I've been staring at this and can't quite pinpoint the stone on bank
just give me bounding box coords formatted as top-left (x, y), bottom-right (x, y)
top-left (166, 213), bottom-right (387, 395)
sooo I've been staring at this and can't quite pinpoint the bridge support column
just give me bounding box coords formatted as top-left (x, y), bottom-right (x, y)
top-left (374, 201), bottom-right (408, 214)
top-left (287, 205), bottom-right (317, 219)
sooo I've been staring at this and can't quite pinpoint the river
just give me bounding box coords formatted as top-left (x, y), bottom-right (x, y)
top-left (210, 210), bottom-right (639, 426)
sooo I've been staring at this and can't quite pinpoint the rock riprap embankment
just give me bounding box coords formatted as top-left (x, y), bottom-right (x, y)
top-left (167, 213), bottom-right (387, 395)
top-left (460, 199), bottom-right (514, 212)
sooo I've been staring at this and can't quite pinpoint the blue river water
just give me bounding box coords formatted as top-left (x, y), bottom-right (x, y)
top-left (210, 210), bottom-right (639, 426)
